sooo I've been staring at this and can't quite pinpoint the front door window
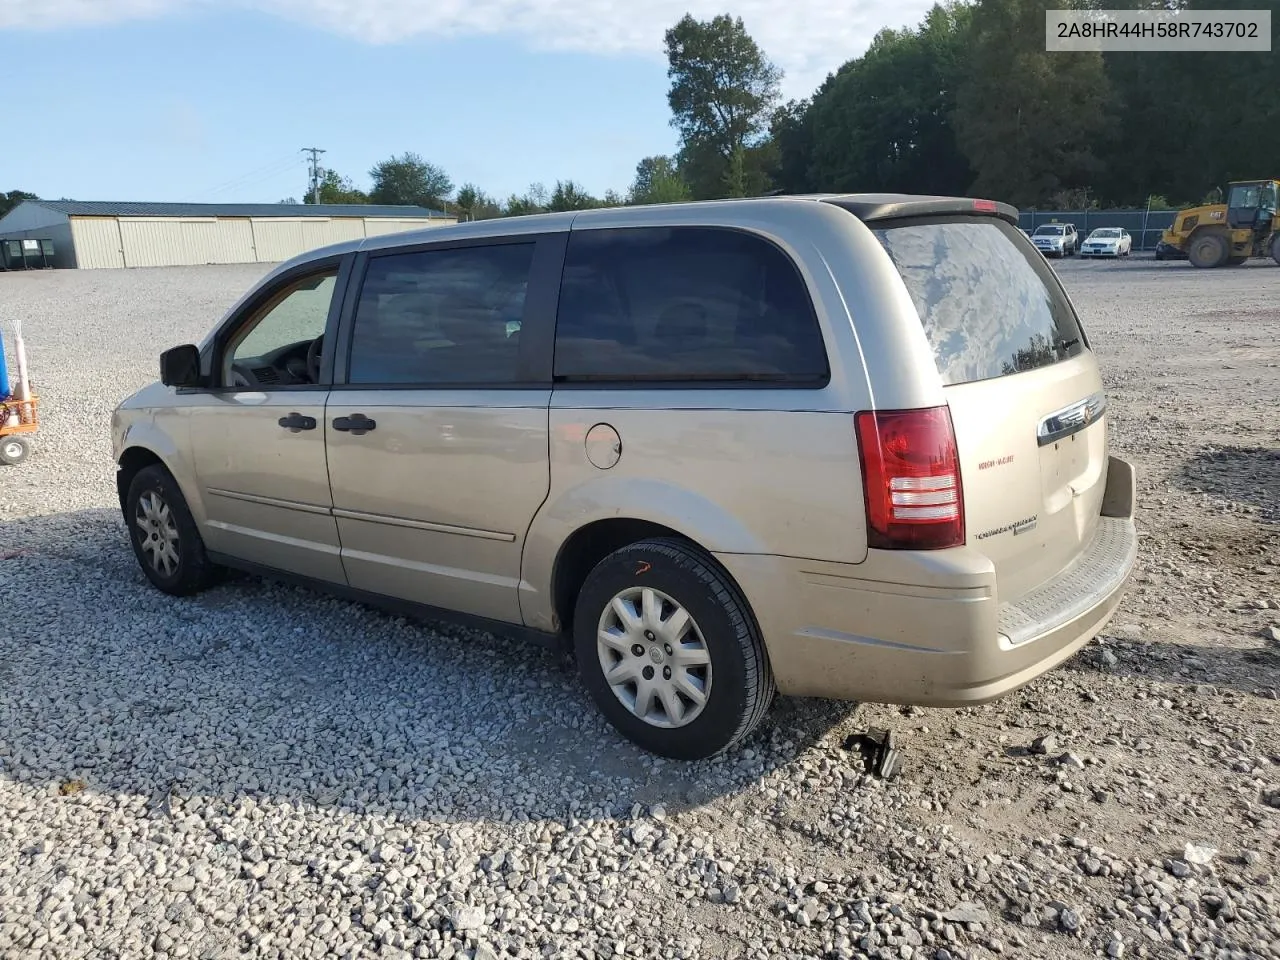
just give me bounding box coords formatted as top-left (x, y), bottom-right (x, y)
top-left (224, 270), bottom-right (337, 387)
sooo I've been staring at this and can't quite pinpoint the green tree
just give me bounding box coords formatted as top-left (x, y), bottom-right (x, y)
top-left (664, 14), bottom-right (782, 199)
top-left (548, 180), bottom-right (599, 211)
top-left (1048, 187), bottom-right (1098, 210)
top-left (369, 152), bottom-right (454, 209)
top-left (954, 0), bottom-right (1112, 207)
top-left (504, 183), bottom-right (550, 217)
top-left (1096, 0), bottom-right (1280, 206)
top-left (0, 190), bottom-right (38, 219)
top-left (628, 156), bottom-right (692, 205)
top-left (805, 4), bottom-right (974, 196)
top-left (454, 183), bottom-right (503, 220)
top-left (768, 100), bottom-right (814, 194)
top-left (676, 138), bottom-right (776, 199)
top-left (306, 169), bottom-right (369, 205)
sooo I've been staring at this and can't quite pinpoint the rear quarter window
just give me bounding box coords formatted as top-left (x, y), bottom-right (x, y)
top-left (553, 226), bottom-right (829, 384)
top-left (873, 218), bottom-right (1086, 386)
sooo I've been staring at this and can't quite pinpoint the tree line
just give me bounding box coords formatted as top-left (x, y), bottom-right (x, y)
top-left (303, 0), bottom-right (1278, 216)
top-left (773, 0), bottom-right (1280, 209)
top-left (6, 1), bottom-right (1273, 218)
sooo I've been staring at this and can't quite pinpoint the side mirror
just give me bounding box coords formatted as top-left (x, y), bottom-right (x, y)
top-left (160, 344), bottom-right (202, 388)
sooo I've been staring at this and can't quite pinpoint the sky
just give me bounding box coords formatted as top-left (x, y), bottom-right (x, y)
top-left (0, 0), bottom-right (935, 205)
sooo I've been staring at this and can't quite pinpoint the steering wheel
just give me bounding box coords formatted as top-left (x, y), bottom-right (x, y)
top-left (305, 334), bottom-right (324, 384)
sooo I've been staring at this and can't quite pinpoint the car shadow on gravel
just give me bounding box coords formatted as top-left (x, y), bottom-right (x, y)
top-left (0, 508), bottom-right (856, 823)
top-left (1177, 445), bottom-right (1280, 524)
top-left (1063, 635), bottom-right (1280, 698)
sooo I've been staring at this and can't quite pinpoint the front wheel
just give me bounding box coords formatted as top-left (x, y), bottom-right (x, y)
top-left (126, 464), bottom-right (223, 595)
top-left (573, 538), bottom-right (774, 760)
top-left (1189, 232), bottom-right (1229, 268)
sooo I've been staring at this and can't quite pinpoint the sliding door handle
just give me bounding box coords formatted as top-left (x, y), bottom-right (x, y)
top-left (332, 413), bottom-right (377, 436)
top-left (277, 412), bottom-right (317, 432)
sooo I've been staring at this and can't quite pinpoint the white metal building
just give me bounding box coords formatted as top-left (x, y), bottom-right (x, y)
top-left (0, 201), bottom-right (456, 270)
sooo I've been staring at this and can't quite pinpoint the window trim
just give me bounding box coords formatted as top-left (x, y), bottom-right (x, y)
top-left (550, 224), bottom-right (831, 390)
top-left (872, 213), bottom-right (1092, 373)
top-left (330, 232), bottom-right (567, 391)
top-left (201, 253), bottom-right (354, 392)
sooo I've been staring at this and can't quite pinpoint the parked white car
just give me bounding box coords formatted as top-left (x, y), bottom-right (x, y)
top-left (1080, 228), bottom-right (1132, 258)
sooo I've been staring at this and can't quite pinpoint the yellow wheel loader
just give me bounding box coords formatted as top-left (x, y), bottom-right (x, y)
top-left (1161, 179), bottom-right (1280, 268)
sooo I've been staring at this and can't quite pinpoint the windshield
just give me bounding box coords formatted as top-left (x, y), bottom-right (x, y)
top-left (1229, 184), bottom-right (1261, 208)
top-left (1090, 229), bottom-right (1121, 238)
top-left (1035, 225), bottom-right (1064, 235)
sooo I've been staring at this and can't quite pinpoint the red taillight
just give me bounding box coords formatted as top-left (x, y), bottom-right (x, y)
top-left (973, 198), bottom-right (998, 212)
top-left (855, 406), bottom-right (964, 550)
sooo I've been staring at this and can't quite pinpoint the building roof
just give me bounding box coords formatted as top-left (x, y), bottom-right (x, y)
top-left (25, 200), bottom-right (446, 219)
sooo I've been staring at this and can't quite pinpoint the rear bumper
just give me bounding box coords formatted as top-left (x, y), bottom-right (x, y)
top-left (717, 456), bottom-right (1137, 706)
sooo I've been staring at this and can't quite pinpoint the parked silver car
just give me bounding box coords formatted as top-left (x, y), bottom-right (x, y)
top-left (1031, 223), bottom-right (1079, 258)
top-left (112, 194), bottom-right (1137, 759)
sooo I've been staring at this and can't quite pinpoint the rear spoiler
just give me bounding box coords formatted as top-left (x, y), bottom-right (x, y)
top-left (822, 194), bottom-right (1020, 226)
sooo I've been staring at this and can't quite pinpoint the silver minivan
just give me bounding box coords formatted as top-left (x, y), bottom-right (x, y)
top-left (112, 194), bottom-right (1137, 759)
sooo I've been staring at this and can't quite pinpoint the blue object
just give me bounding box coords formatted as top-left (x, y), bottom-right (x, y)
top-left (0, 329), bottom-right (9, 400)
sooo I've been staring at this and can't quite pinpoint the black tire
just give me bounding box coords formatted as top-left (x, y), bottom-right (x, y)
top-left (573, 538), bottom-right (774, 760)
top-left (1270, 235), bottom-right (1280, 265)
top-left (0, 436), bottom-right (30, 465)
top-left (125, 464), bottom-right (223, 596)
top-left (1188, 232), bottom-right (1229, 268)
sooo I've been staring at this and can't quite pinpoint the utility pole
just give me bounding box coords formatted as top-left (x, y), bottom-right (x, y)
top-left (301, 147), bottom-right (327, 204)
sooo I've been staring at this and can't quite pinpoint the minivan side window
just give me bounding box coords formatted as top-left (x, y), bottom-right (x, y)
top-left (347, 243), bottom-right (535, 386)
top-left (553, 227), bottom-right (828, 384)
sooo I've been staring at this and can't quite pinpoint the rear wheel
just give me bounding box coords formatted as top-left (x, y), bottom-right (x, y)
top-left (0, 437), bottom-right (30, 465)
top-left (1188, 232), bottom-right (1230, 268)
top-left (573, 538), bottom-right (774, 760)
top-left (1270, 235), bottom-right (1280, 265)
top-left (126, 464), bottom-right (223, 596)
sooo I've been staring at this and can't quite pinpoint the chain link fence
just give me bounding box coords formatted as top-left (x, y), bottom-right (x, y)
top-left (1017, 209), bottom-right (1177, 252)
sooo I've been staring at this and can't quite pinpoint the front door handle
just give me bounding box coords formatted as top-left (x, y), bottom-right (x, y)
top-left (277, 412), bottom-right (317, 432)
top-left (332, 413), bottom-right (377, 436)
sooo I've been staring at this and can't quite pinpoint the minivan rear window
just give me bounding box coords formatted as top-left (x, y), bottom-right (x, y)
top-left (873, 218), bottom-right (1086, 386)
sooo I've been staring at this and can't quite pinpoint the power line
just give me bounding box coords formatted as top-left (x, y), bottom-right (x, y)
top-left (302, 147), bottom-right (327, 204)
top-left (194, 154), bottom-right (304, 200)
top-left (209, 159), bottom-right (305, 199)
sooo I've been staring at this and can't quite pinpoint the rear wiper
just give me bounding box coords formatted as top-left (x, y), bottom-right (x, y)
top-left (1058, 337), bottom-right (1081, 351)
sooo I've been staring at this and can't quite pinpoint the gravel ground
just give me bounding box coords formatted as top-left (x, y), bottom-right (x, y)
top-left (0, 256), bottom-right (1277, 960)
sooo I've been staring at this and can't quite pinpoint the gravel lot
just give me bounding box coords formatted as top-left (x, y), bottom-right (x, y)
top-left (0, 256), bottom-right (1277, 960)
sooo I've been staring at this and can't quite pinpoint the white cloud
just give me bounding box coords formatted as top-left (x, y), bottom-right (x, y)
top-left (1, 0), bottom-right (937, 95)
